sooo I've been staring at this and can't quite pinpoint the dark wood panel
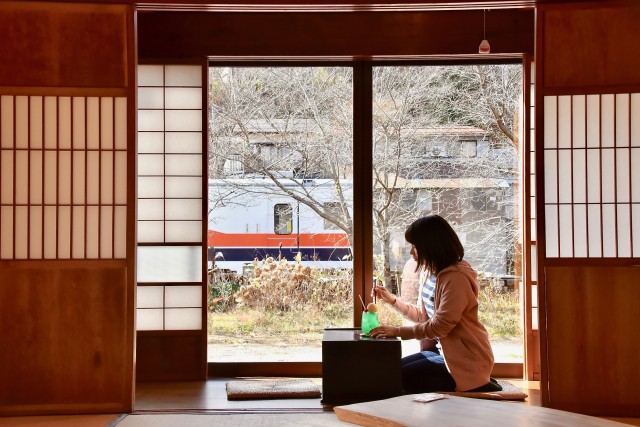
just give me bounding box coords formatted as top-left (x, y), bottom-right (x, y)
top-left (137, 332), bottom-right (206, 382)
top-left (545, 265), bottom-right (640, 416)
top-left (0, 2), bottom-right (129, 88)
top-left (137, 9), bottom-right (533, 59)
top-left (542, 3), bottom-right (640, 89)
top-left (0, 260), bottom-right (133, 416)
top-left (208, 362), bottom-right (321, 378)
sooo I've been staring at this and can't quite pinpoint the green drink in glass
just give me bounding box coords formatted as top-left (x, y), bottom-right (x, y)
top-left (361, 310), bottom-right (380, 336)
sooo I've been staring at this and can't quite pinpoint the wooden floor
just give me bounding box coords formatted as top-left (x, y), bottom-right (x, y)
top-left (1, 379), bottom-right (639, 426)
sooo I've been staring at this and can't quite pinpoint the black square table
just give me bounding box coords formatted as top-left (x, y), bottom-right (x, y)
top-left (321, 328), bottom-right (402, 405)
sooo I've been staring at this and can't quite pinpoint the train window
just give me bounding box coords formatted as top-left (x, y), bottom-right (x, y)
top-left (274, 203), bottom-right (293, 234)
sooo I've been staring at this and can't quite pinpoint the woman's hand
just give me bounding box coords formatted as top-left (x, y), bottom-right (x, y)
top-left (372, 285), bottom-right (397, 305)
top-left (369, 325), bottom-right (400, 339)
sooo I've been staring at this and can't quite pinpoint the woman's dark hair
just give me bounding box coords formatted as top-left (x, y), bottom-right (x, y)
top-left (404, 214), bottom-right (464, 275)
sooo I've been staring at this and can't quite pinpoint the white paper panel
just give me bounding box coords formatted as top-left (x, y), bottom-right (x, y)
top-left (165, 285), bottom-right (202, 307)
top-left (44, 206), bottom-right (57, 259)
top-left (137, 245), bottom-right (202, 282)
top-left (544, 151), bottom-right (557, 203)
top-left (71, 97), bottom-right (84, 149)
top-left (138, 132), bottom-right (164, 153)
top-left (137, 221), bottom-right (164, 243)
top-left (616, 148), bottom-right (629, 203)
top-left (138, 65), bottom-right (164, 86)
top-left (58, 206), bottom-right (71, 258)
top-left (165, 308), bottom-right (202, 330)
top-left (572, 150), bottom-right (586, 203)
top-left (138, 199), bottom-right (164, 220)
top-left (138, 87), bottom-right (164, 109)
top-left (587, 204), bottom-right (602, 257)
top-left (602, 204), bottom-right (617, 257)
top-left (138, 110), bottom-right (164, 132)
top-left (165, 65), bottom-right (202, 87)
top-left (71, 206), bottom-right (84, 259)
top-left (87, 97), bottom-right (100, 150)
top-left (557, 96), bottom-right (571, 149)
top-left (166, 199), bottom-right (202, 220)
top-left (558, 204), bottom-right (573, 257)
top-left (14, 96), bottom-right (29, 149)
top-left (30, 151), bottom-right (43, 203)
top-left (572, 95), bottom-right (586, 148)
top-left (29, 206), bottom-right (43, 258)
top-left (530, 217), bottom-right (536, 242)
top-left (72, 151), bottom-right (86, 204)
top-left (1, 150), bottom-right (13, 204)
top-left (165, 110), bottom-right (202, 132)
top-left (86, 151), bottom-right (100, 205)
top-left (44, 96), bottom-right (57, 149)
top-left (545, 205), bottom-right (559, 257)
top-left (100, 206), bottom-right (113, 258)
top-left (616, 94), bottom-right (630, 147)
top-left (137, 285), bottom-right (164, 308)
top-left (58, 151), bottom-right (71, 205)
top-left (586, 95), bottom-right (600, 148)
top-left (532, 308), bottom-right (538, 330)
top-left (165, 154), bottom-right (202, 176)
top-left (1, 96), bottom-right (14, 148)
top-left (114, 206), bottom-right (127, 258)
top-left (530, 129), bottom-right (535, 152)
top-left (138, 176), bottom-right (165, 198)
top-left (114, 151), bottom-right (127, 205)
top-left (15, 151), bottom-right (28, 204)
top-left (601, 94), bottom-right (615, 148)
top-left (531, 246), bottom-right (537, 281)
top-left (586, 149), bottom-right (600, 203)
top-left (531, 284), bottom-right (538, 307)
top-left (0, 207), bottom-right (13, 258)
top-left (529, 106), bottom-right (535, 128)
top-left (557, 150), bottom-right (572, 203)
top-left (530, 178), bottom-right (536, 198)
top-left (86, 206), bottom-right (100, 259)
top-left (15, 96), bottom-right (28, 149)
top-left (138, 154), bottom-right (165, 176)
top-left (44, 151), bottom-right (57, 204)
top-left (114, 97), bottom-right (127, 150)
top-left (100, 151), bottom-right (114, 204)
top-left (165, 221), bottom-right (202, 242)
top-left (633, 204), bottom-right (640, 257)
top-left (165, 132), bottom-right (202, 154)
top-left (136, 308), bottom-right (163, 331)
top-left (631, 94), bottom-right (640, 147)
top-left (616, 204), bottom-right (631, 257)
top-left (573, 204), bottom-right (587, 257)
top-left (30, 96), bottom-right (43, 149)
top-left (167, 177), bottom-right (202, 198)
top-left (58, 96), bottom-right (72, 150)
top-left (633, 149), bottom-right (640, 202)
top-left (600, 149), bottom-right (615, 203)
top-left (100, 98), bottom-right (114, 150)
top-left (165, 88), bottom-right (202, 109)
top-left (543, 96), bottom-right (557, 149)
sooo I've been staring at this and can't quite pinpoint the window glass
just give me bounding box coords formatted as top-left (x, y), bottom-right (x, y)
top-left (274, 203), bottom-right (293, 234)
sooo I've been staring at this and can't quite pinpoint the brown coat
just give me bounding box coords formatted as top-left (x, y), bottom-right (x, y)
top-left (390, 260), bottom-right (494, 391)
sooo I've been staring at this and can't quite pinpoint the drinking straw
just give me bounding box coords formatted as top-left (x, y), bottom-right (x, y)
top-left (358, 294), bottom-right (366, 312)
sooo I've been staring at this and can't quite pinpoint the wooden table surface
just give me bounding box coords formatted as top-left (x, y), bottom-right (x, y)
top-left (334, 394), bottom-right (630, 427)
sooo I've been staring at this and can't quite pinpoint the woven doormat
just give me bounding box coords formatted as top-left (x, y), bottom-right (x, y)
top-left (441, 380), bottom-right (528, 401)
top-left (225, 379), bottom-right (322, 400)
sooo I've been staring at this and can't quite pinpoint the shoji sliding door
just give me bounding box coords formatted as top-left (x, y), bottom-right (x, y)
top-left (135, 64), bottom-right (207, 381)
top-left (0, 1), bottom-right (135, 415)
top-left (537, 2), bottom-right (640, 416)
